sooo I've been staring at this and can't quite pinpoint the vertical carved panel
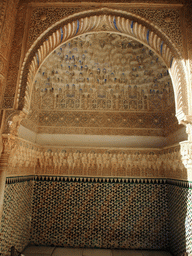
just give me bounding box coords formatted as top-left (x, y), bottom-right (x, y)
top-left (184, 1), bottom-right (192, 115)
top-left (0, 0), bottom-right (19, 108)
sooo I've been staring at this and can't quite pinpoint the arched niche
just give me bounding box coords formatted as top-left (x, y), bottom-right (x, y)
top-left (16, 8), bottom-right (189, 125)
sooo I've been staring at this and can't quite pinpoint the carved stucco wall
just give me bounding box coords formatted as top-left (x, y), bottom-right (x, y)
top-left (0, 2), bottom-right (192, 255)
top-left (17, 12), bottom-right (187, 120)
top-left (1, 2), bottom-right (190, 116)
top-left (0, 0), bottom-right (19, 113)
top-left (26, 6), bottom-right (184, 56)
top-left (184, 0), bottom-right (192, 118)
top-left (22, 33), bottom-right (178, 137)
top-left (0, 2), bottom-right (191, 186)
top-left (0, 1), bottom-right (190, 178)
top-left (2, 136), bottom-right (187, 181)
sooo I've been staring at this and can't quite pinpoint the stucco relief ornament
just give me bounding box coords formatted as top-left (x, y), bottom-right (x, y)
top-left (9, 111), bottom-right (26, 136)
top-left (185, 122), bottom-right (192, 142)
top-left (19, 13), bottom-right (184, 119)
top-left (179, 123), bottom-right (192, 173)
top-left (0, 57), bottom-right (4, 73)
top-left (0, 129), bottom-right (3, 158)
top-left (8, 111), bottom-right (26, 148)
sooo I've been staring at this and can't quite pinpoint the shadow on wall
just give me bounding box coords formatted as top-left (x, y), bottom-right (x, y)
top-left (0, 176), bottom-right (192, 256)
top-left (0, 179), bottom-right (33, 256)
top-left (168, 184), bottom-right (192, 256)
top-left (30, 179), bottom-right (169, 250)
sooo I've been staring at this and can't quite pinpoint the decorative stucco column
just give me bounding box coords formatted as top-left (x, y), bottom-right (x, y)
top-left (0, 169), bottom-right (6, 227)
top-left (0, 135), bottom-right (9, 227)
top-left (0, 111), bottom-right (25, 226)
top-left (180, 122), bottom-right (192, 181)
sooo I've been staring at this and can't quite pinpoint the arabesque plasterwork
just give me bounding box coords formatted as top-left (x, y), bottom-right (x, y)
top-left (18, 12), bottom-right (184, 117)
top-left (20, 33), bottom-right (179, 137)
top-left (1, 2), bottom-right (192, 255)
top-left (1, 2), bottom-right (191, 128)
top-left (34, 34), bottom-right (173, 113)
top-left (26, 6), bottom-right (183, 55)
top-left (3, 2), bottom-right (187, 114)
top-left (0, 0), bottom-right (19, 108)
top-left (0, 135), bottom-right (187, 181)
top-left (0, 1), bottom-right (192, 183)
top-left (2, 2), bottom-right (28, 110)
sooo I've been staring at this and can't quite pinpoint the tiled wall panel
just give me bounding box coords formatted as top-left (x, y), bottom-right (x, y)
top-left (168, 185), bottom-right (192, 256)
top-left (1, 177), bottom-right (192, 256)
top-left (31, 180), bottom-right (169, 250)
top-left (0, 180), bottom-right (33, 256)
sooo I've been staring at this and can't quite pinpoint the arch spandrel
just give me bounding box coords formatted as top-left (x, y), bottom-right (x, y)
top-left (16, 9), bottom-right (189, 125)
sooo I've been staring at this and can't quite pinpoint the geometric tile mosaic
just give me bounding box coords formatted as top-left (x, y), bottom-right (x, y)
top-left (1, 177), bottom-right (192, 256)
top-left (31, 180), bottom-right (169, 250)
top-left (0, 180), bottom-right (33, 256)
top-left (168, 185), bottom-right (192, 256)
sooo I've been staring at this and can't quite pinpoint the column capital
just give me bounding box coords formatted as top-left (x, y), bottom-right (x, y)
top-left (180, 141), bottom-right (192, 170)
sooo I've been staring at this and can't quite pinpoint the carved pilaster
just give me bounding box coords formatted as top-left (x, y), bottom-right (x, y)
top-left (180, 141), bottom-right (192, 168)
top-left (179, 119), bottom-right (192, 180)
top-left (185, 122), bottom-right (192, 142)
top-left (0, 135), bottom-right (15, 171)
top-left (180, 140), bottom-right (192, 181)
top-left (0, 135), bottom-right (10, 228)
top-left (9, 111), bottom-right (26, 137)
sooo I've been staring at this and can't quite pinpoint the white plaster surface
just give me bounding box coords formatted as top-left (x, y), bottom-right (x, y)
top-left (18, 125), bottom-right (187, 149)
top-left (35, 134), bottom-right (167, 148)
top-left (18, 125), bottom-right (37, 143)
top-left (166, 126), bottom-right (187, 146)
